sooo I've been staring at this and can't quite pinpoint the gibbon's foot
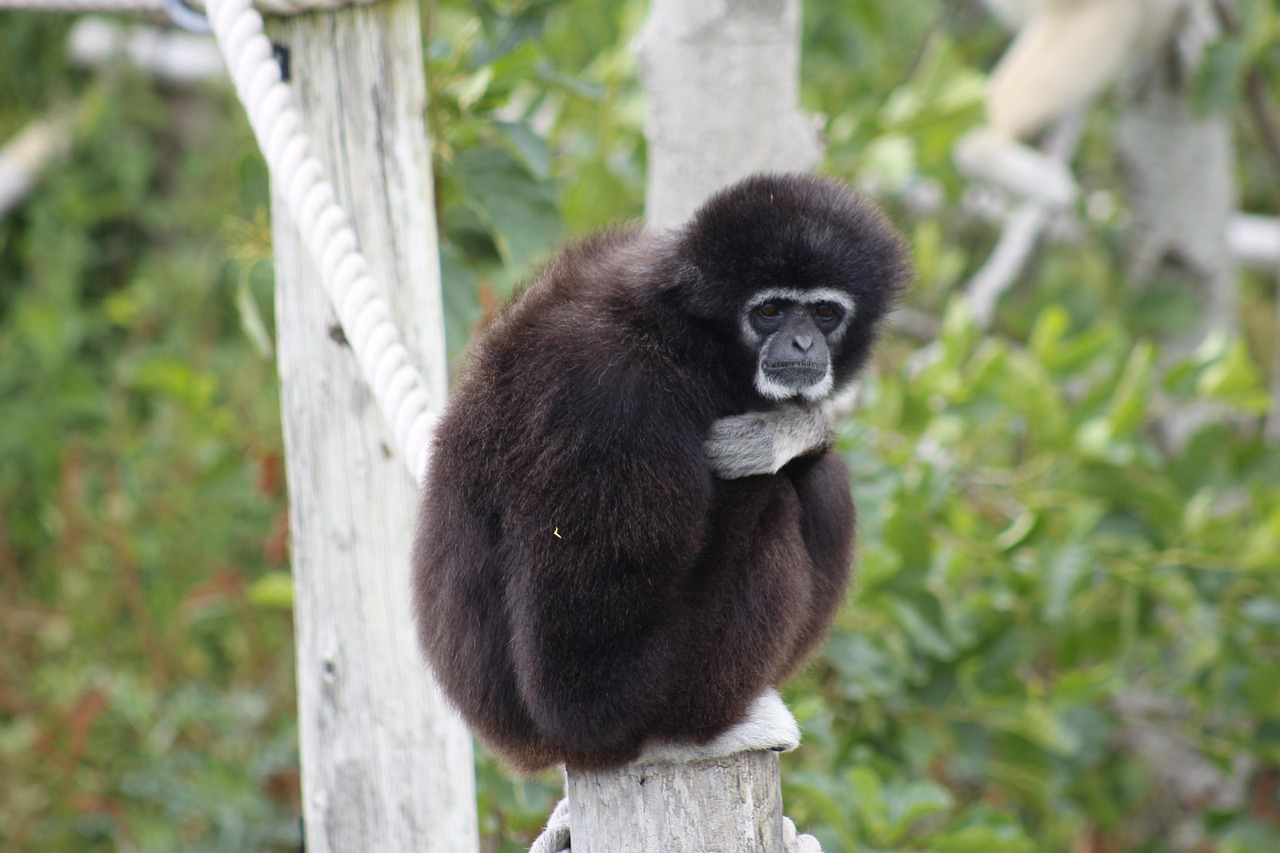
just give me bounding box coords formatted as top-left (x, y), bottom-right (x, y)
top-left (634, 688), bottom-right (801, 765)
top-left (953, 127), bottom-right (1078, 209)
top-left (704, 406), bottom-right (831, 480)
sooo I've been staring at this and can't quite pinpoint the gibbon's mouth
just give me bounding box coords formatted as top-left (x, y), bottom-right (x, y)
top-left (758, 361), bottom-right (832, 401)
top-left (762, 361), bottom-right (827, 383)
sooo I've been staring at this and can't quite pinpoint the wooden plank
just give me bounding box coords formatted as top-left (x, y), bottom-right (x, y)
top-left (264, 3), bottom-right (478, 850)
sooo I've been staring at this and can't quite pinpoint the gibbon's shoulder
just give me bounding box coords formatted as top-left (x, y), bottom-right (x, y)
top-left (501, 226), bottom-right (659, 316)
top-left (477, 227), bottom-right (682, 356)
top-left (451, 226), bottom-right (691, 405)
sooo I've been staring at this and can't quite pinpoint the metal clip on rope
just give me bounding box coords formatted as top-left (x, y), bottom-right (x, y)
top-left (163, 0), bottom-right (212, 32)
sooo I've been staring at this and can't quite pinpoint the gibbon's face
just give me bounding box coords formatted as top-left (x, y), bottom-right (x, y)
top-left (672, 174), bottom-right (912, 403)
top-left (739, 287), bottom-right (855, 402)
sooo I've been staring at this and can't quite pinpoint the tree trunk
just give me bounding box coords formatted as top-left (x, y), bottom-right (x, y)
top-left (636, 0), bottom-right (822, 229)
top-left (265, 3), bottom-right (478, 850)
top-left (1116, 35), bottom-right (1238, 355)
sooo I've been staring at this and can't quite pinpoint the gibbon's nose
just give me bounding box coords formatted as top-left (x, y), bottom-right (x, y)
top-left (792, 334), bottom-right (814, 353)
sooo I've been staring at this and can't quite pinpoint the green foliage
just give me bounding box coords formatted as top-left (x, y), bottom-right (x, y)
top-left (426, 0), bottom-right (644, 359)
top-left (782, 296), bottom-right (1280, 850)
top-left (3, 1), bottom-right (1279, 851)
top-left (0, 38), bottom-right (295, 851)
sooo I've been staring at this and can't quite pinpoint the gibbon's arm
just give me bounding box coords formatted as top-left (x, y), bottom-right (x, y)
top-left (501, 371), bottom-right (717, 754)
top-left (703, 405), bottom-right (832, 479)
top-left (986, 0), bottom-right (1145, 141)
top-left (956, 0), bottom-right (1183, 207)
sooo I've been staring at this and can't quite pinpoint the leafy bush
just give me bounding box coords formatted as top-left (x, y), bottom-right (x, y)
top-left (783, 300), bottom-right (1280, 851)
top-left (0, 22), bottom-right (296, 850)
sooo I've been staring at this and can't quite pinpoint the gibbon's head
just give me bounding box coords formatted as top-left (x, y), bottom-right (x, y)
top-left (672, 172), bottom-right (912, 403)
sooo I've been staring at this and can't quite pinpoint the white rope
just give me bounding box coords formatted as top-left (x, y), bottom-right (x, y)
top-left (530, 798), bottom-right (571, 853)
top-left (205, 0), bottom-right (437, 482)
top-left (0, 0), bottom-right (373, 18)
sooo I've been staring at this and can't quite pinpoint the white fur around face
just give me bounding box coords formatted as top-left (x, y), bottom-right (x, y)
top-left (740, 287), bottom-right (856, 346)
top-left (754, 365), bottom-right (833, 402)
top-left (740, 288), bottom-right (854, 401)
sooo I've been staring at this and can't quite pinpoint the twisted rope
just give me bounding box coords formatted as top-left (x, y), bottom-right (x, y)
top-left (0, 0), bottom-right (374, 16)
top-left (206, 0), bottom-right (438, 482)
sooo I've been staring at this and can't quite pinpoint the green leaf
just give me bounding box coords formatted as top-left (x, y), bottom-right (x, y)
top-left (439, 242), bottom-right (483, 362)
top-left (1042, 546), bottom-right (1088, 624)
top-left (1106, 341), bottom-right (1154, 437)
top-left (1007, 702), bottom-right (1081, 755)
top-left (493, 119), bottom-right (553, 180)
top-left (1197, 338), bottom-right (1269, 413)
top-left (860, 133), bottom-right (917, 193)
top-left (235, 268), bottom-right (273, 357)
top-left (452, 66), bottom-right (494, 111)
top-left (247, 572), bottom-right (294, 610)
top-left (1027, 304), bottom-right (1070, 363)
top-left (457, 145), bottom-right (563, 276)
top-left (883, 780), bottom-right (954, 843)
top-left (1194, 37), bottom-right (1246, 114)
top-left (133, 357), bottom-right (217, 414)
top-left (849, 766), bottom-right (890, 842)
top-left (894, 600), bottom-right (955, 660)
top-left (1243, 508), bottom-right (1280, 570)
top-left (994, 507), bottom-right (1036, 551)
top-left (929, 824), bottom-right (1035, 853)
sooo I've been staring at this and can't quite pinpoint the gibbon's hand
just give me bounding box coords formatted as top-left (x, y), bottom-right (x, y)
top-left (703, 405), bottom-right (832, 479)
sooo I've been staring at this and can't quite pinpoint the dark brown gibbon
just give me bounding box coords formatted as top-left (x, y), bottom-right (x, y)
top-left (413, 172), bottom-right (912, 772)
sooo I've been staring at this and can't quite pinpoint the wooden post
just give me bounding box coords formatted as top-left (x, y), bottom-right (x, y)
top-left (635, 0), bottom-right (821, 228)
top-left (265, 3), bottom-right (479, 851)
top-left (566, 753), bottom-right (787, 853)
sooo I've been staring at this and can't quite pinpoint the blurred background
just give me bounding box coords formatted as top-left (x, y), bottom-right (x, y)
top-left (1, 0), bottom-right (1279, 850)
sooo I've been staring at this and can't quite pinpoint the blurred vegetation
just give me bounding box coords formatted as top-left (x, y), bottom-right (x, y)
top-left (2, 1), bottom-right (1279, 851)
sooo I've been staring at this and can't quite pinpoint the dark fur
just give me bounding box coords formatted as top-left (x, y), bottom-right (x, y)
top-left (412, 173), bottom-right (911, 772)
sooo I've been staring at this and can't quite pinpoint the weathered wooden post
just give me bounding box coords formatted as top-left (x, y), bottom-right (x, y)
top-left (556, 0), bottom-right (824, 847)
top-left (264, 3), bottom-right (479, 850)
top-left (565, 753), bottom-right (788, 852)
top-left (636, 0), bottom-right (821, 229)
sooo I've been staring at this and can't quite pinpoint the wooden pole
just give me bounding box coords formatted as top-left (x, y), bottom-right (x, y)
top-left (566, 753), bottom-right (787, 853)
top-left (635, 0), bottom-right (821, 229)
top-left (265, 3), bottom-right (478, 850)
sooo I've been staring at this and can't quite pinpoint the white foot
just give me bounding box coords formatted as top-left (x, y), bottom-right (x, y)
top-left (635, 688), bottom-right (800, 765)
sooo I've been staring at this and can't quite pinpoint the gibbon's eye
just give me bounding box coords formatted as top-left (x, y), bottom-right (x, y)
top-left (757, 302), bottom-right (783, 319)
top-left (813, 302), bottom-right (841, 321)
